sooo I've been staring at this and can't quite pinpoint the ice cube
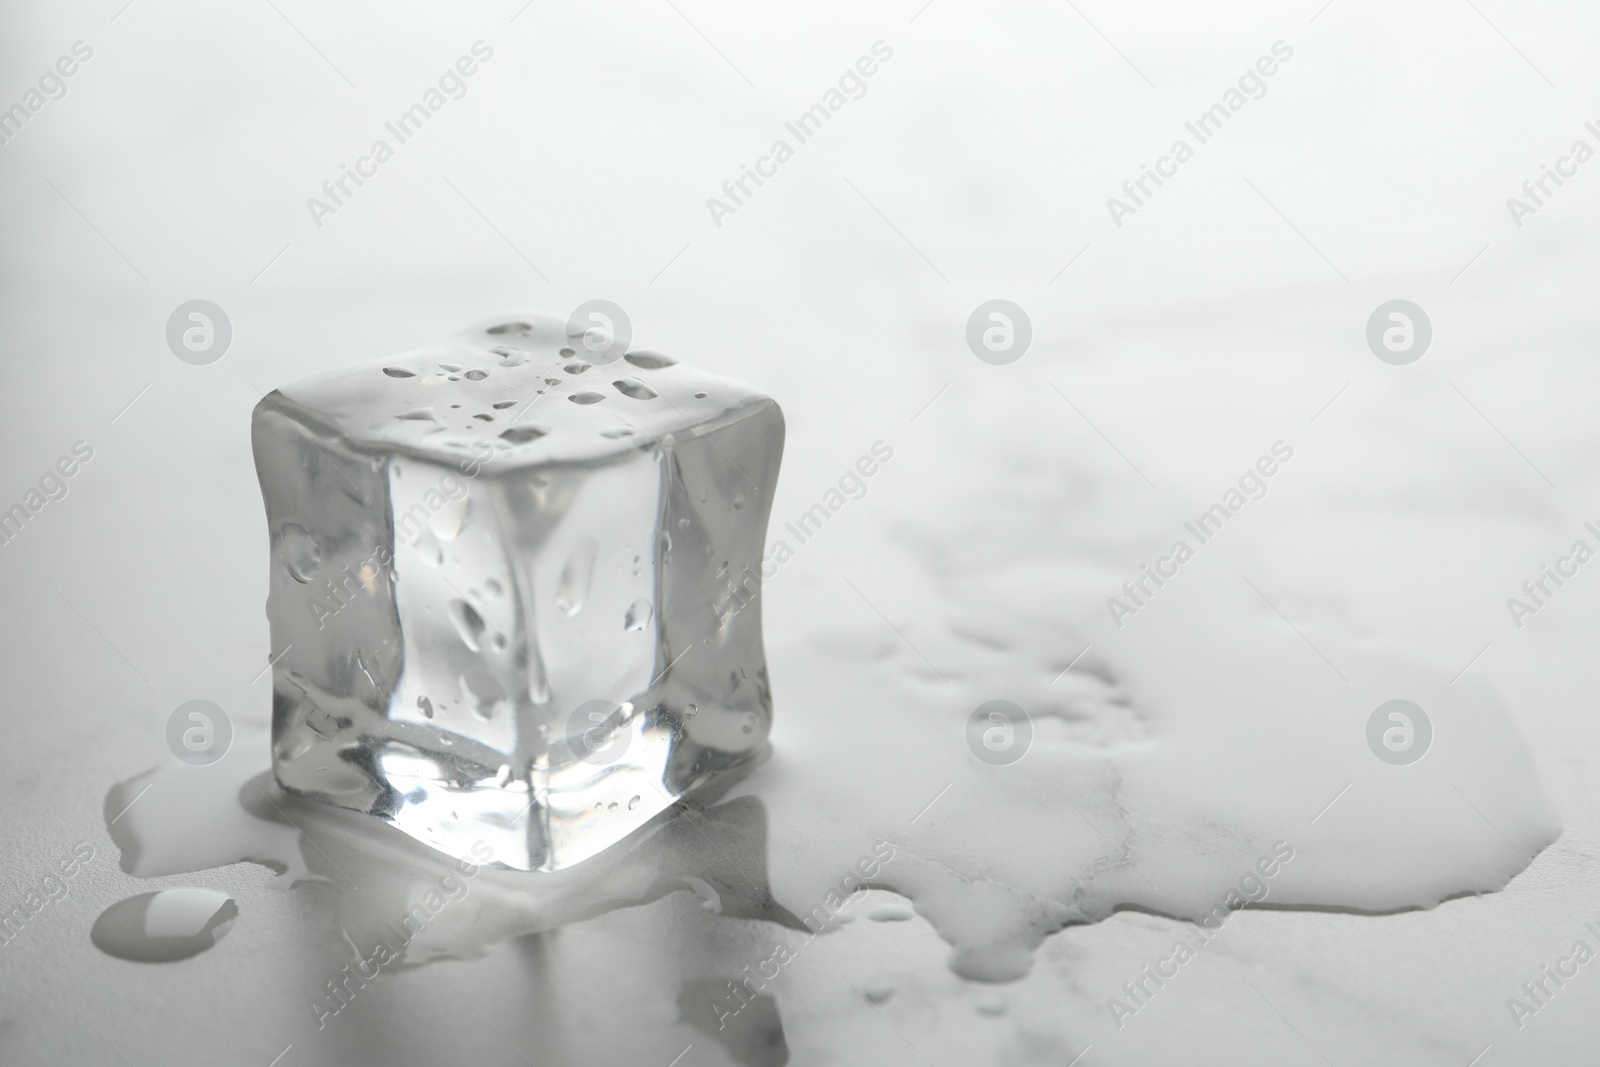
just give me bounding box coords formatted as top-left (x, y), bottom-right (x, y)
top-left (251, 313), bottom-right (784, 871)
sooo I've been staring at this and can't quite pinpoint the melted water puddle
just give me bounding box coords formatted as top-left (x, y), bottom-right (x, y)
top-left (96, 427), bottom-right (1561, 1003)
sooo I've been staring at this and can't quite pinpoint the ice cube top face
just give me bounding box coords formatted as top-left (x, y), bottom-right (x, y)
top-left (252, 313), bottom-right (784, 871)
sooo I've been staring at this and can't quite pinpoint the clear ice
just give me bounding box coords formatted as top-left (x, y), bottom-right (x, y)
top-left (251, 313), bottom-right (784, 871)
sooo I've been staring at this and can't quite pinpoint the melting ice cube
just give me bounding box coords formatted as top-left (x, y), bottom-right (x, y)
top-left (251, 313), bottom-right (784, 871)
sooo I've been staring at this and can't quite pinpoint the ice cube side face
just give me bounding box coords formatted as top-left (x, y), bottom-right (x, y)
top-left (251, 314), bottom-right (783, 871)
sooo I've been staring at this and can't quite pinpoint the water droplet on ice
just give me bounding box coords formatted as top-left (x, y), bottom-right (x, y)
top-left (484, 579), bottom-right (503, 598)
top-left (91, 888), bottom-right (238, 963)
top-left (460, 668), bottom-right (507, 721)
top-left (682, 876), bottom-right (721, 914)
top-left (733, 495), bottom-right (745, 510)
top-left (569, 392), bottom-right (606, 405)
top-left (418, 695), bottom-right (434, 718)
top-left (624, 599), bottom-right (653, 631)
top-left (500, 426), bottom-right (546, 445)
top-left (624, 351), bottom-right (676, 369)
top-left (862, 983), bottom-right (894, 1005)
top-left (487, 321), bottom-right (531, 335)
top-left (448, 598), bottom-right (488, 651)
top-left (383, 367), bottom-right (415, 378)
top-left (429, 495), bottom-right (472, 540)
top-left (280, 523), bottom-right (320, 582)
top-left (613, 379), bottom-right (659, 400)
top-left (414, 528), bottom-right (444, 567)
top-left (465, 369), bottom-right (488, 380)
top-left (628, 795), bottom-right (640, 810)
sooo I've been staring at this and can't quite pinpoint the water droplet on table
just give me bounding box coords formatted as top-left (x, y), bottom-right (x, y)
top-left (91, 888), bottom-right (238, 963)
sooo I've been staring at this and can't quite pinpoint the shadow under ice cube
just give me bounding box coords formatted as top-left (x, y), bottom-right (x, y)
top-left (251, 313), bottom-right (784, 871)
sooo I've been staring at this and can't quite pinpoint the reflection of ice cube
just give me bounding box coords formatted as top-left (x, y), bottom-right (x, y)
top-left (252, 313), bottom-right (784, 871)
